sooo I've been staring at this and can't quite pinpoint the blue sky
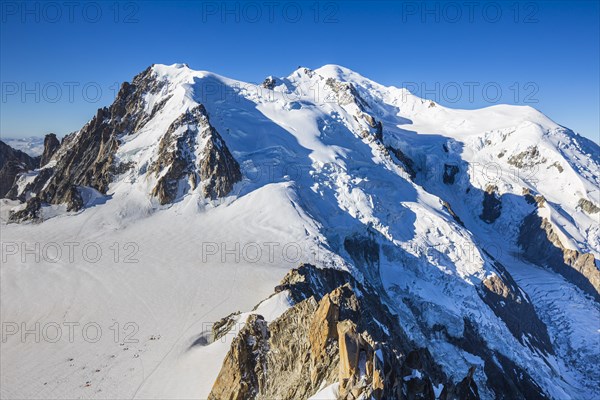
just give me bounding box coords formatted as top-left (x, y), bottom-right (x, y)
top-left (1, 0), bottom-right (598, 142)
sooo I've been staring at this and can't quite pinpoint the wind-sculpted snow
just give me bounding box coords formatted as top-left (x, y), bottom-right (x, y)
top-left (1, 63), bottom-right (598, 399)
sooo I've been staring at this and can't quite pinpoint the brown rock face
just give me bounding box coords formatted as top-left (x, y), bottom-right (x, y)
top-left (578, 198), bottom-right (600, 214)
top-left (40, 133), bottom-right (60, 166)
top-left (336, 319), bottom-right (382, 399)
top-left (308, 292), bottom-right (340, 384)
top-left (10, 67), bottom-right (165, 213)
top-left (8, 66), bottom-right (242, 218)
top-left (325, 77), bottom-right (383, 142)
top-left (150, 104), bottom-right (241, 204)
top-left (208, 314), bottom-right (270, 400)
top-left (208, 264), bottom-right (478, 400)
top-left (507, 146), bottom-right (547, 169)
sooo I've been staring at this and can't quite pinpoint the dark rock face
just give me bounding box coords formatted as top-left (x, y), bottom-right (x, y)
top-left (480, 185), bottom-right (502, 223)
top-left (6, 167), bottom-right (53, 201)
top-left (0, 140), bottom-right (39, 198)
top-left (8, 197), bottom-right (42, 222)
top-left (40, 133), bottom-right (60, 166)
top-left (388, 146), bottom-right (417, 180)
top-left (0, 161), bottom-right (30, 199)
top-left (209, 264), bottom-right (479, 400)
top-left (442, 319), bottom-right (548, 400)
top-left (261, 77), bottom-right (276, 90)
top-left (447, 367), bottom-right (479, 400)
top-left (64, 185), bottom-right (84, 212)
top-left (478, 254), bottom-right (554, 356)
top-left (443, 164), bottom-right (460, 184)
top-left (150, 105), bottom-right (241, 204)
top-left (343, 235), bottom-right (379, 269)
top-left (519, 212), bottom-right (600, 302)
top-left (198, 126), bottom-right (242, 200)
top-left (344, 234), bottom-right (381, 284)
top-left (0, 140), bottom-right (38, 169)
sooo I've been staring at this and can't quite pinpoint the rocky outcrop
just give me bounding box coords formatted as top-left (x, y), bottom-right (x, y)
top-left (441, 200), bottom-right (465, 227)
top-left (6, 167), bottom-right (53, 201)
top-left (150, 105), bottom-right (241, 204)
top-left (443, 164), bottom-right (460, 184)
top-left (578, 198), bottom-right (600, 214)
top-left (0, 161), bottom-right (31, 199)
top-left (480, 185), bottom-right (502, 223)
top-left (325, 78), bottom-right (367, 108)
top-left (8, 197), bottom-right (42, 222)
top-left (0, 140), bottom-right (39, 198)
top-left (507, 146), bottom-right (547, 169)
top-left (522, 188), bottom-right (546, 208)
top-left (325, 78), bottom-right (383, 142)
top-left (198, 125), bottom-right (242, 200)
top-left (261, 77), bottom-right (276, 90)
top-left (209, 314), bottom-right (270, 400)
top-left (39, 133), bottom-right (60, 166)
top-left (519, 212), bottom-right (600, 301)
top-left (212, 311), bottom-right (241, 342)
top-left (388, 146), bottom-right (417, 180)
top-left (209, 264), bottom-right (479, 400)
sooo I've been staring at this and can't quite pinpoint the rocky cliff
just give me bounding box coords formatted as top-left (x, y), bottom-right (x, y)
top-left (208, 264), bottom-right (549, 399)
top-left (0, 140), bottom-right (38, 198)
top-left (6, 65), bottom-right (241, 220)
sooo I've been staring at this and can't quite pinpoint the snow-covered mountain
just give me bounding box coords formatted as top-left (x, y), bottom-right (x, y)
top-left (1, 63), bottom-right (598, 399)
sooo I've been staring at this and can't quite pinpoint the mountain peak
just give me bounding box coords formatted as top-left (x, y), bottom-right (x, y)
top-left (314, 64), bottom-right (362, 80)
